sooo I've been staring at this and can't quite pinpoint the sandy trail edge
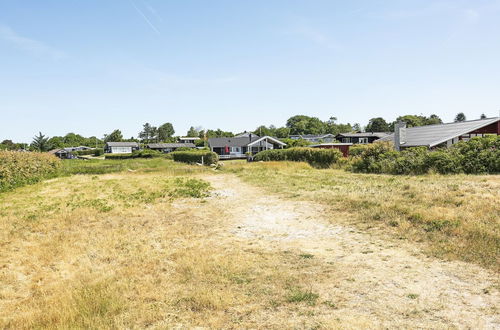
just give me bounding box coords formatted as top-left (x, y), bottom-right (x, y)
top-left (202, 173), bottom-right (499, 329)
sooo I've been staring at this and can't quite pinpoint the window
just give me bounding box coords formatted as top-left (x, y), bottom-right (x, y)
top-left (231, 147), bottom-right (241, 153)
top-left (359, 137), bottom-right (369, 144)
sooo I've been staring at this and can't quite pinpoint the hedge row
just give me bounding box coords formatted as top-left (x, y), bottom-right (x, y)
top-left (168, 150), bottom-right (219, 165)
top-left (350, 136), bottom-right (500, 175)
top-left (170, 150), bottom-right (219, 165)
top-left (254, 147), bottom-right (342, 168)
top-left (0, 151), bottom-right (61, 192)
top-left (105, 149), bottom-right (164, 160)
top-left (74, 148), bottom-right (104, 156)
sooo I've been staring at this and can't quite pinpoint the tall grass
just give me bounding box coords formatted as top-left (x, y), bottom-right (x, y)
top-left (0, 151), bottom-right (61, 192)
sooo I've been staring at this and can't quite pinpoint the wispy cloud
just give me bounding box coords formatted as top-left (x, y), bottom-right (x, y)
top-left (0, 24), bottom-right (66, 60)
top-left (129, 0), bottom-right (161, 35)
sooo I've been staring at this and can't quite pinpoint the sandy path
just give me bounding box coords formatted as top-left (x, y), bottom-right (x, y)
top-left (204, 174), bottom-right (499, 329)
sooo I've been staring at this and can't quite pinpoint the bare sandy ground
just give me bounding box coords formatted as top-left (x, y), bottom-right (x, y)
top-left (201, 174), bottom-right (499, 329)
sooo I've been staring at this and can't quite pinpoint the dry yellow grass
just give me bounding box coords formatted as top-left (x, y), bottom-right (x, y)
top-left (1, 160), bottom-right (498, 328)
top-left (224, 161), bottom-right (500, 271)
top-left (0, 166), bottom-right (347, 328)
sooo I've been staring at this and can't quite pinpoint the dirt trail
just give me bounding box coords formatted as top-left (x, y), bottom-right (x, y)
top-left (204, 174), bottom-right (499, 329)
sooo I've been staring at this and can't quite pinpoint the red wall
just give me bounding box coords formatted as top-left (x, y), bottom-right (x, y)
top-left (470, 121), bottom-right (500, 134)
top-left (314, 145), bottom-right (350, 157)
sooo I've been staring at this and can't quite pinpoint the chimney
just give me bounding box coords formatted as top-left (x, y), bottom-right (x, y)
top-left (394, 121), bottom-right (406, 151)
top-left (249, 133), bottom-right (252, 142)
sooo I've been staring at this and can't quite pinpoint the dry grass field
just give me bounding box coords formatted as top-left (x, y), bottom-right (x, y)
top-left (0, 159), bottom-right (498, 328)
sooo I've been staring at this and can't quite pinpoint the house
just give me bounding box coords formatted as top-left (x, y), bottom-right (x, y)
top-left (104, 142), bottom-right (140, 154)
top-left (310, 143), bottom-right (353, 157)
top-left (336, 132), bottom-right (390, 144)
top-left (289, 134), bottom-right (336, 143)
top-left (379, 117), bottom-right (500, 149)
top-left (48, 148), bottom-right (75, 159)
top-left (178, 137), bottom-right (200, 144)
top-left (147, 143), bottom-right (196, 153)
top-left (208, 135), bottom-right (286, 159)
top-left (65, 146), bottom-right (93, 152)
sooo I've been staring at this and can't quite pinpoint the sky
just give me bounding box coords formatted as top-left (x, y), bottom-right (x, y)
top-left (1, 0), bottom-right (500, 142)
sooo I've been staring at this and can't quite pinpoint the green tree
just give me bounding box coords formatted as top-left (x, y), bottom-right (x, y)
top-left (31, 132), bottom-right (50, 152)
top-left (104, 129), bottom-right (123, 142)
top-left (186, 126), bottom-right (200, 137)
top-left (352, 123), bottom-right (361, 132)
top-left (139, 123), bottom-right (157, 143)
top-left (455, 112), bottom-right (466, 122)
top-left (274, 127), bottom-right (290, 138)
top-left (47, 136), bottom-right (65, 149)
top-left (158, 122), bottom-right (175, 141)
top-left (252, 125), bottom-right (276, 136)
top-left (286, 115), bottom-right (326, 135)
top-left (366, 117), bottom-right (390, 132)
top-left (425, 114), bottom-right (442, 125)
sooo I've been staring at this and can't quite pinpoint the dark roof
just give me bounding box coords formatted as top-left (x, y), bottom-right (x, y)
top-left (209, 136), bottom-right (286, 148)
top-left (290, 134), bottom-right (335, 138)
top-left (148, 143), bottom-right (195, 149)
top-left (234, 132), bottom-right (259, 138)
top-left (48, 148), bottom-right (68, 154)
top-left (337, 132), bottom-right (390, 138)
top-left (379, 117), bottom-right (500, 147)
top-left (311, 143), bottom-right (353, 147)
top-left (105, 142), bottom-right (139, 147)
top-left (209, 136), bottom-right (260, 148)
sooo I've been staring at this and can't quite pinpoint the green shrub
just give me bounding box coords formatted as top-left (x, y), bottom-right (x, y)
top-left (254, 147), bottom-right (342, 169)
top-left (105, 149), bottom-right (163, 160)
top-left (171, 150), bottom-right (218, 165)
top-left (350, 136), bottom-right (500, 175)
top-left (175, 147), bottom-right (195, 152)
top-left (0, 151), bottom-right (61, 192)
top-left (94, 148), bottom-right (104, 156)
top-left (348, 144), bottom-right (370, 157)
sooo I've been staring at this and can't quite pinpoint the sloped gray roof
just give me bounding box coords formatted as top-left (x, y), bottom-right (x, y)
top-left (208, 136), bottom-right (260, 148)
top-left (379, 117), bottom-right (499, 147)
top-left (106, 142), bottom-right (139, 147)
top-left (337, 132), bottom-right (390, 138)
top-left (148, 143), bottom-right (195, 149)
top-left (290, 134), bottom-right (335, 139)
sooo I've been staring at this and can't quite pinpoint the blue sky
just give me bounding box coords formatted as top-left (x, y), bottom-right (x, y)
top-left (1, 0), bottom-right (499, 142)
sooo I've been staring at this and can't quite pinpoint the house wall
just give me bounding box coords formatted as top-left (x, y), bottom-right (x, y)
top-left (110, 147), bottom-right (132, 154)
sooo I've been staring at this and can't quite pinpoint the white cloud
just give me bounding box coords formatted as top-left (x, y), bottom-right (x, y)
top-left (0, 24), bottom-right (66, 60)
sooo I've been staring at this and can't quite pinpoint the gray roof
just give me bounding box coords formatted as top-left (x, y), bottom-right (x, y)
top-left (234, 132), bottom-right (259, 138)
top-left (105, 142), bottom-right (139, 147)
top-left (290, 134), bottom-right (335, 138)
top-left (209, 136), bottom-right (260, 148)
top-left (337, 132), bottom-right (390, 138)
top-left (148, 143), bottom-right (195, 149)
top-left (380, 117), bottom-right (499, 147)
top-left (208, 136), bottom-right (286, 148)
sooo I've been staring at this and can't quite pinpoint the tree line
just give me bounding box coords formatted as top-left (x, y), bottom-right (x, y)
top-left (0, 112), bottom-right (490, 152)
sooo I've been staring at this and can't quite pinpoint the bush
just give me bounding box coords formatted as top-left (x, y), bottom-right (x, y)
top-left (175, 147), bottom-right (195, 152)
top-left (254, 147), bottom-right (342, 169)
top-left (348, 144), bottom-right (370, 157)
top-left (94, 148), bottom-right (104, 156)
top-left (171, 150), bottom-right (218, 165)
top-left (0, 151), bottom-right (61, 192)
top-left (105, 149), bottom-right (164, 160)
top-left (350, 136), bottom-right (500, 175)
